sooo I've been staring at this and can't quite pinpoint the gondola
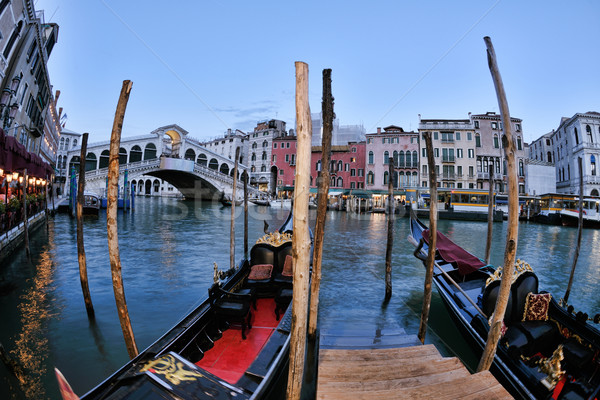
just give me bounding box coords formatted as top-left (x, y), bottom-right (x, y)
top-left (408, 213), bottom-right (600, 400)
top-left (220, 198), bottom-right (243, 207)
top-left (64, 211), bottom-right (298, 400)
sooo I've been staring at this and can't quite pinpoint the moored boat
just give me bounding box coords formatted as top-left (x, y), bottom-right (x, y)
top-left (68, 212), bottom-right (299, 400)
top-left (82, 193), bottom-right (101, 216)
top-left (269, 199), bottom-right (291, 209)
top-left (409, 213), bottom-right (600, 399)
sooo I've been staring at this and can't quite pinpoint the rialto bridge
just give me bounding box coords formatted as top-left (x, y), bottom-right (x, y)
top-left (60, 124), bottom-right (258, 200)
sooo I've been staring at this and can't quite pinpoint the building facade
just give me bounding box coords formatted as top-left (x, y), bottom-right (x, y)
top-left (247, 119), bottom-right (288, 192)
top-left (418, 118), bottom-right (476, 189)
top-left (271, 134), bottom-right (297, 189)
top-left (552, 111), bottom-right (600, 196)
top-left (470, 112), bottom-right (526, 193)
top-left (311, 142), bottom-right (366, 191)
top-left (201, 128), bottom-right (248, 166)
top-left (311, 112), bottom-right (365, 146)
top-left (365, 125), bottom-right (419, 191)
top-left (529, 131), bottom-right (554, 164)
top-left (0, 2), bottom-right (58, 158)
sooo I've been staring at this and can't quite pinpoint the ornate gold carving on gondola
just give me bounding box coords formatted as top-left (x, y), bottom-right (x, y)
top-left (538, 345), bottom-right (565, 389)
top-left (485, 259), bottom-right (534, 287)
top-left (140, 354), bottom-right (203, 385)
top-left (256, 231), bottom-right (292, 247)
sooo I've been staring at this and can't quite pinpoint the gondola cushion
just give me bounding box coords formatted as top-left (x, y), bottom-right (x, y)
top-left (248, 264), bottom-right (273, 280)
top-left (281, 255), bottom-right (293, 277)
top-left (503, 321), bottom-right (559, 358)
top-left (562, 338), bottom-right (595, 373)
top-left (481, 280), bottom-right (513, 322)
top-left (522, 292), bottom-right (551, 321)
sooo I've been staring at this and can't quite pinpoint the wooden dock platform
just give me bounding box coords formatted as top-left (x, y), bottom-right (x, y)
top-left (317, 320), bottom-right (512, 399)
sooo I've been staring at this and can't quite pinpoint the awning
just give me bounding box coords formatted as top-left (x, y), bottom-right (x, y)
top-left (0, 129), bottom-right (53, 178)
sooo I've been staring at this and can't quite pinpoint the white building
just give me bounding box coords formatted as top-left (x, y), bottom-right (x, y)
top-left (311, 112), bottom-right (365, 146)
top-left (552, 111), bottom-right (600, 196)
top-left (525, 159), bottom-right (556, 196)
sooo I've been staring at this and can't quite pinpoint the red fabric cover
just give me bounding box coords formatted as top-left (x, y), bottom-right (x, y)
top-left (522, 292), bottom-right (551, 321)
top-left (422, 229), bottom-right (484, 275)
top-left (281, 255), bottom-right (293, 277)
top-left (248, 264), bottom-right (273, 280)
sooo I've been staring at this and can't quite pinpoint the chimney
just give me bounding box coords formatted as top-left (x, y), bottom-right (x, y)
top-left (377, 127), bottom-right (381, 134)
top-left (55, 90), bottom-right (60, 102)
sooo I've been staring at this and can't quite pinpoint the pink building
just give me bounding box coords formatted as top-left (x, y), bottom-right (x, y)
top-left (365, 125), bottom-right (420, 191)
top-left (271, 135), bottom-right (297, 191)
top-left (310, 142), bottom-right (366, 190)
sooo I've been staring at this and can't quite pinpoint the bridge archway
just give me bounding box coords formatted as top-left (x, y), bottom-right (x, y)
top-left (164, 129), bottom-right (182, 157)
top-left (220, 164), bottom-right (229, 175)
top-left (208, 158), bottom-right (218, 170)
top-left (85, 152), bottom-right (97, 171)
top-left (145, 180), bottom-right (151, 195)
top-left (130, 145), bottom-right (143, 163)
top-left (100, 150), bottom-right (110, 168)
top-left (144, 143), bottom-right (157, 160)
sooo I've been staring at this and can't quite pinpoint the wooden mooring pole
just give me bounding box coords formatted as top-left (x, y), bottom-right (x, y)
top-left (384, 157), bottom-right (394, 303)
top-left (230, 147), bottom-right (240, 271)
top-left (564, 157), bottom-right (584, 304)
top-left (243, 171), bottom-right (248, 257)
top-left (485, 164), bottom-right (494, 264)
top-left (107, 80), bottom-right (138, 359)
top-left (477, 36), bottom-right (519, 372)
top-left (77, 132), bottom-right (95, 318)
top-left (418, 132), bottom-right (438, 343)
top-left (308, 68), bottom-right (333, 340)
top-left (286, 61), bottom-right (312, 400)
top-left (22, 168), bottom-right (30, 260)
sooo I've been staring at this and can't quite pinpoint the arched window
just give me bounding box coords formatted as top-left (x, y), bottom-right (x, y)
top-left (412, 151), bottom-right (418, 167)
top-left (591, 155), bottom-right (596, 176)
top-left (153, 179), bottom-right (160, 193)
top-left (398, 171), bottom-right (404, 188)
top-left (337, 177), bottom-right (343, 187)
top-left (72, 139), bottom-right (78, 148)
top-left (587, 125), bottom-right (593, 143)
top-left (59, 137), bottom-right (65, 150)
top-left (412, 171), bottom-right (418, 186)
top-left (547, 151), bottom-right (552, 163)
top-left (262, 140), bottom-right (268, 148)
top-left (252, 142), bottom-right (257, 149)
top-left (383, 171), bottom-right (389, 185)
top-left (208, 158), bottom-right (218, 170)
top-left (219, 164), bottom-right (229, 175)
top-left (367, 171), bottom-right (374, 185)
top-left (130, 145), bottom-right (142, 162)
top-left (574, 127), bottom-right (579, 145)
top-left (330, 176), bottom-right (336, 187)
top-left (85, 152), bottom-right (97, 171)
top-left (393, 151), bottom-right (398, 167)
top-left (184, 148), bottom-right (196, 161)
top-left (383, 151), bottom-right (389, 164)
top-left (368, 151), bottom-right (374, 164)
top-left (251, 153), bottom-right (256, 161)
top-left (260, 165), bottom-right (266, 172)
top-left (197, 153), bottom-right (207, 166)
top-left (475, 133), bottom-right (481, 147)
top-left (519, 160), bottom-right (524, 177)
top-left (57, 155), bottom-right (63, 169)
top-left (316, 160), bottom-right (321, 171)
top-left (494, 134), bottom-right (499, 148)
top-left (406, 151), bottom-right (412, 168)
top-left (496, 159), bottom-right (500, 174)
top-left (337, 160), bottom-right (342, 171)
top-left (144, 143), bottom-right (157, 160)
top-left (65, 138), bottom-right (70, 149)
top-left (251, 166), bottom-right (256, 172)
top-left (119, 147), bottom-right (127, 165)
top-left (3, 21), bottom-right (22, 59)
top-left (399, 151), bottom-right (404, 167)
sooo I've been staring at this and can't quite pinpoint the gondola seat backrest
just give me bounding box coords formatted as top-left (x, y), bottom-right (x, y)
top-left (509, 271), bottom-right (538, 323)
top-left (275, 242), bottom-right (293, 276)
top-left (250, 244), bottom-right (276, 268)
top-left (481, 280), bottom-right (513, 322)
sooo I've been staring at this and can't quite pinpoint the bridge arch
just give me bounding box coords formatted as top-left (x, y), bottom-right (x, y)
top-left (99, 150), bottom-right (110, 168)
top-left (85, 152), bottom-right (97, 171)
top-left (144, 143), bottom-right (157, 160)
top-left (184, 148), bottom-right (196, 161)
top-left (130, 145), bottom-right (143, 163)
top-left (119, 147), bottom-right (128, 165)
top-left (208, 158), bottom-right (218, 170)
top-left (197, 153), bottom-right (207, 166)
top-left (219, 163), bottom-right (229, 175)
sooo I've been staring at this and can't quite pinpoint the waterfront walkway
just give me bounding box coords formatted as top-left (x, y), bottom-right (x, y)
top-left (317, 320), bottom-right (512, 399)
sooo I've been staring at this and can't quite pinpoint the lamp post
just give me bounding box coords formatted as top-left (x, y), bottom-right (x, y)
top-left (6, 173), bottom-right (12, 210)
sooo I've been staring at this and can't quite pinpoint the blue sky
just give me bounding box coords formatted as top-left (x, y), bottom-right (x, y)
top-left (41, 0), bottom-right (599, 144)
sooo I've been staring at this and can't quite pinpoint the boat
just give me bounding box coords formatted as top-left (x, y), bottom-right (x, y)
top-left (532, 193), bottom-right (568, 225)
top-left (71, 212), bottom-right (299, 400)
top-left (82, 193), bottom-right (101, 216)
top-left (417, 189), bottom-right (504, 222)
top-left (220, 198), bottom-right (243, 207)
top-left (408, 212), bottom-right (600, 400)
top-left (250, 198), bottom-right (271, 207)
top-left (269, 199), bottom-right (292, 209)
top-left (557, 196), bottom-right (600, 228)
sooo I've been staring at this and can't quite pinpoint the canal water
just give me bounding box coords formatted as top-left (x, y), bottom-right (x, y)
top-left (1, 197), bottom-right (599, 399)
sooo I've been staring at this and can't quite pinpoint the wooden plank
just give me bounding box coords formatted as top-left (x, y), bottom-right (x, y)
top-left (319, 333), bottom-right (420, 349)
top-left (317, 367), bottom-right (470, 393)
top-left (318, 357), bottom-right (468, 381)
top-left (319, 344), bottom-right (440, 361)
